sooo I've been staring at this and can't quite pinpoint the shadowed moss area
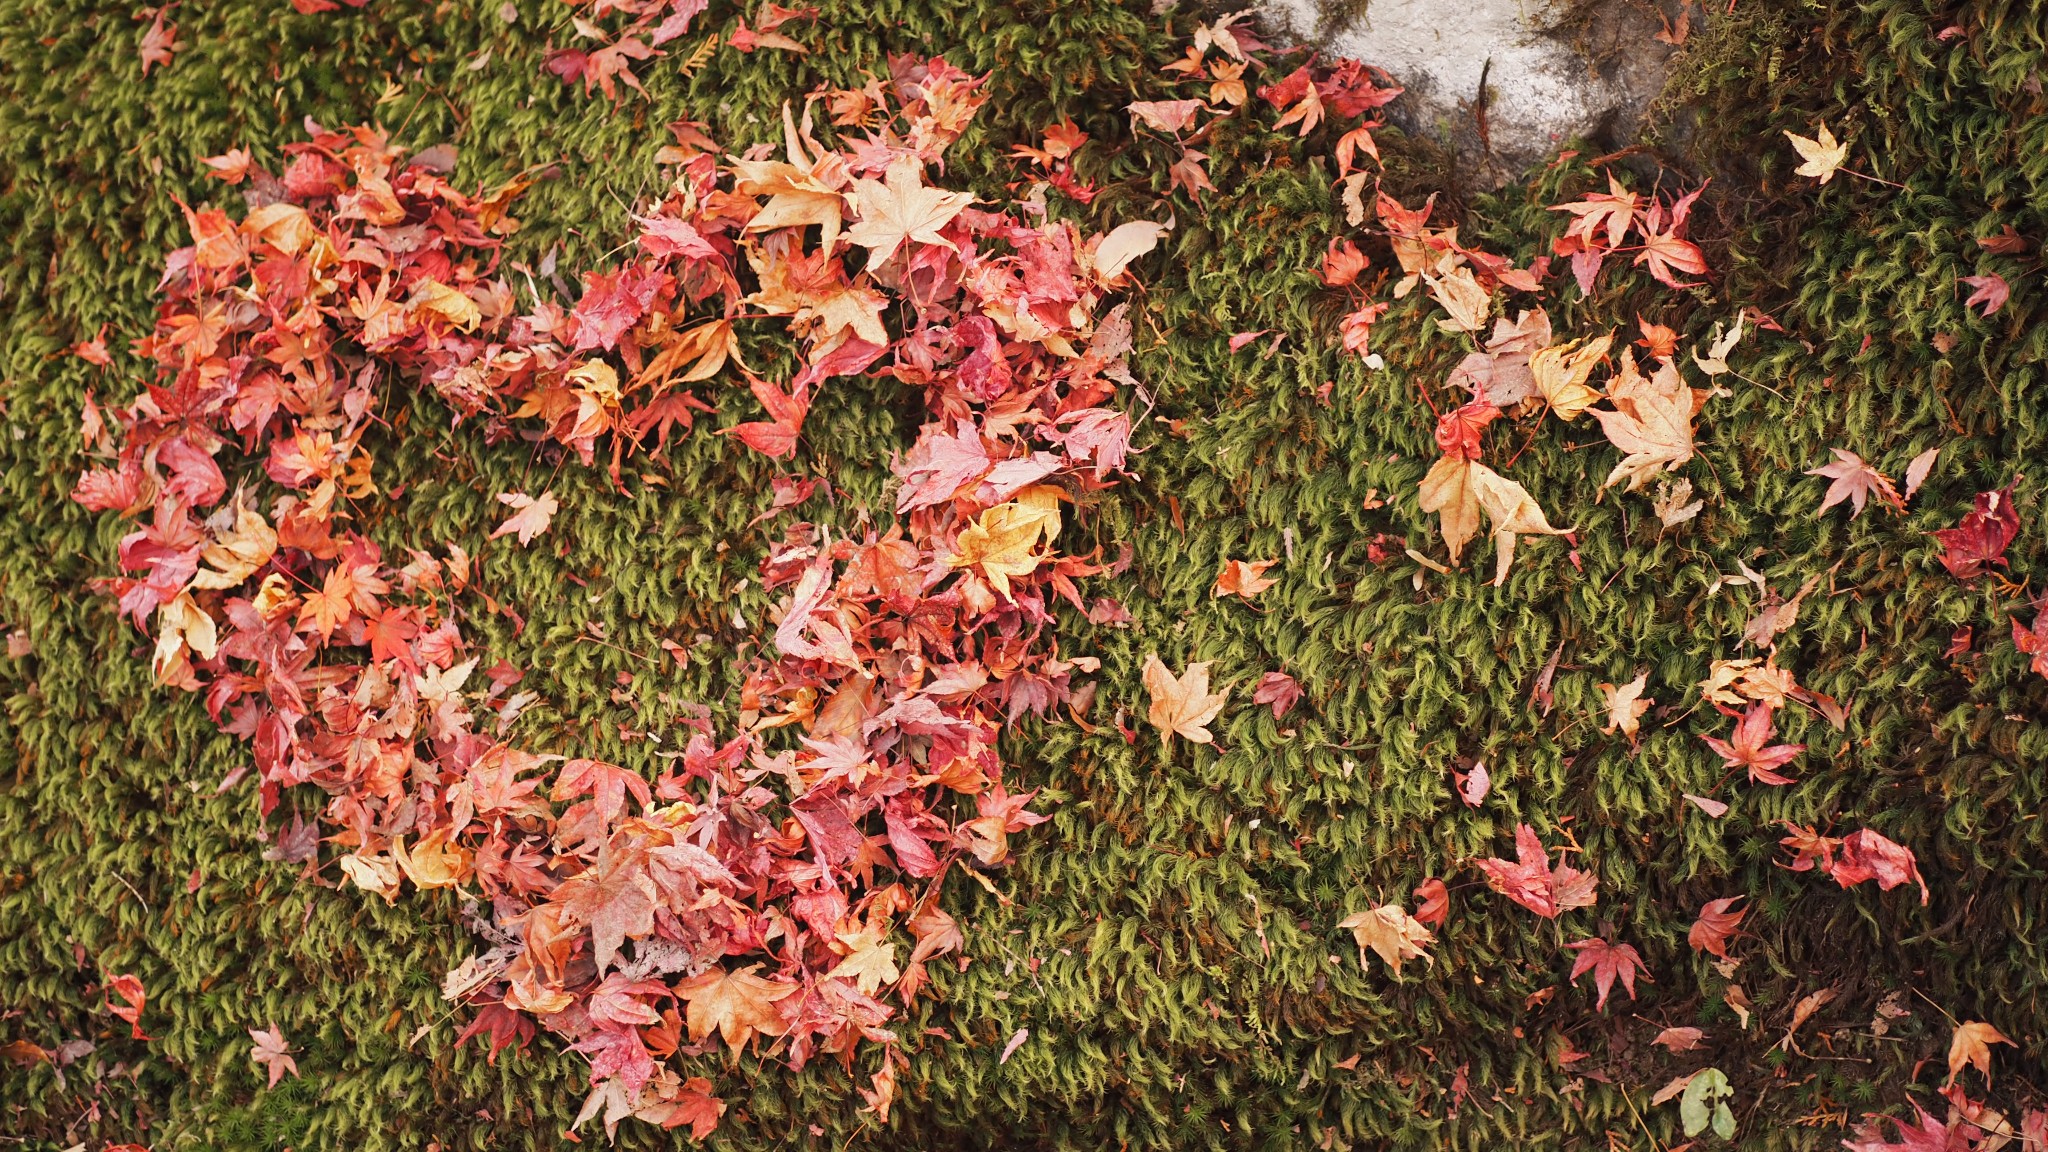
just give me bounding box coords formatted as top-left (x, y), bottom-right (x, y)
top-left (3, 0), bottom-right (2047, 1149)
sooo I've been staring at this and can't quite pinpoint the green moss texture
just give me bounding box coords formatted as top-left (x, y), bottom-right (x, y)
top-left (4, 0), bottom-right (2048, 1148)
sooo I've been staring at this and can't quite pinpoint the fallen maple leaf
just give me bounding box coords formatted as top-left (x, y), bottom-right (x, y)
top-left (1592, 352), bottom-right (1698, 491)
top-left (1252, 671), bottom-right (1301, 720)
top-left (844, 156), bottom-right (974, 273)
top-left (202, 147), bottom-right (254, 184)
top-left (1530, 333), bottom-right (1612, 421)
top-left (1933, 482), bottom-right (2020, 581)
top-left (1700, 702), bottom-right (1804, 786)
top-left (1093, 219), bottom-right (1170, 281)
top-left (1412, 877), bottom-right (1449, 927)
top-left (104, 973), bottom-right (151, 1040)
top-left (248, 1024), bottom-right (298, 1088)
top-left (1842, 1105), bottom-right (1976, 1152)
top-left (1321, 237), bottom-right (1367, 287)
top-left (1830, 828), bottom-right (1929, 904)
top-left (1785, 122), bottom-right (1848, 184)
top-left (1652, 1025), bottom-right (1704, 1053)
top-left (1807, 448), bottom-right (1902, 518)
top-left (1566, 937), bottom-right (1648, 1010)
top-left (1126, 98), bottom-right (1205, 134)
top-left (1474, 824), bottom-right (1598, 919)
top-left (139, 5), bottom-right (182, 75)
top-left (1417, 457), bottom-right (1569, 584)
top-left (1598, 672), bottom-right (1653, 743)
top-left (1213, 558), bottom-right (1278, 599)
top-left (1947, 1020), bottom-right (2014, 1088)
top-left (1141, 654), bottom-right (1228, 748)
top-left (1338, 903), bottom-right (1435, 975)
top-left (675, 965), bottom-right (793, 1051)
top-left (1960, 273), bottom-right (2010, 317)
top-left (948, 490), bottom-right (1061, 598)
top-left (489, 491), bottom-right (559, 546)
top-left (1688, 896), bottom-right (1746, 959)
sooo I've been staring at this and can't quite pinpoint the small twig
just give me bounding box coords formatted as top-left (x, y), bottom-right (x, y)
top-left (109, 870), bottom-right (152, 916)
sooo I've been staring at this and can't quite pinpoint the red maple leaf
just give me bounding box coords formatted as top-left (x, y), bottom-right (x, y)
top-left (1252, 671), bottom-right (1302, 720)
top-left (570, 264), bottom-right (671, 351)
top-left (723, 377), bottom-right (810, 459)
top-left (1687, 896), bottom-right (1746, 959)
top-left (1842, 1104), bottom-right (1975, 1152)
top-left (1473, 824), bottom-right (1599, 919)
top-left (104, 973), bottom-right (151, 1040)
top-left (1412, 877), bottom-right (1449, 927)
top-left (1831, 828), bottom-right (1929, 904)
top-left (1432, 400), bottom-right (1500, 462)
top-left (1932, 482), bottom-right (2019, 581)
top-left (1565, 937), bottom-right (1648, 1010)
top-left (2016, 608), bottom-right (2048, 681)
top-left (1700, 702), bottom-right (1804, 786)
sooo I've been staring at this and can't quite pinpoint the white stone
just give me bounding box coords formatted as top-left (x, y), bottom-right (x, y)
top-left (1263, 0), bottom-right (1679, 181)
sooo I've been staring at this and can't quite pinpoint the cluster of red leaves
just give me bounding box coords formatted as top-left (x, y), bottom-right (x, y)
top-left (74, 59), bottom-right (1154, 1137)
top-left (1549, 173), bottom-right (1709, 294)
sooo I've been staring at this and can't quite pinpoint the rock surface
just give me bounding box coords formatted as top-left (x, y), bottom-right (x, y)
top-left (1263, 0), bottom-right (1688, 183)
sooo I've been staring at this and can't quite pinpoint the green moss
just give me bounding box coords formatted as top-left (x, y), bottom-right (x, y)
top-left (3, 0), bottom-right (2047, 1149)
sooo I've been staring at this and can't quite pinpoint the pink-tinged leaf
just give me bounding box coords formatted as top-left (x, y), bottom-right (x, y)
top-left (2015, 609), bottom-right (2048, 681)
top-left (1684, 792), bottom-right (1729, 818)
top-left (248, 1025), bottom-right (299, 1088)
top-left (1125, 99), bottom-right (1204, 134)
top-left (490, 491), bottom-right (559, 546)
top-left (999, 1027), bottom-right (1029, 1064)
top-left (202, 148), bottom-right (253, 184)
top-left (569, 264), bottom-right (671, 351)
top-left (1842, 1104), bottom-right (1970, 1152)
top-left (1806, 447), bottom-right (1902, 518)
top-left (1228, 330), bottom-right (1270, 352)
top-left (1902, 447), bottom-right (1938, 501)
top-left (1960, 273), bottom-right (2010, 317)
top-left (1652, 1025), bottom-right (1704, 1053)
top-left (1830, 828), bottom-right (1929, 904)
top-left (648, 0), bottom-right (708, 44)
top-left (1456, 761), bottom-right (1491, 808)
top-left (1473, 824), bottom-right (1598, 919)
top-left (1565, 937), bottom-right (1648, 1011)
top-left (1252, 671), bottom-right (1302, 720)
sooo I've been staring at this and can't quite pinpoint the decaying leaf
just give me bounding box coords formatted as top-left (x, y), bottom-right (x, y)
top-left (1598, 673), bottom-right (1652, 743)
top-left (1141, 654), bottom-right (1228, 747)
top-left (1337, 903), bottom-right (1435, 975)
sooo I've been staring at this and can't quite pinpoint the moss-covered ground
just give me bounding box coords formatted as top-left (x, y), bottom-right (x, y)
top-left (4, 0), bottom-right (2048, 1148)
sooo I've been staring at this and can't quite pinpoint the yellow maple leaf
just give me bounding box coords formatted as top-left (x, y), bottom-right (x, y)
top-left (1591, 350), bottom-right (1699, 491)
top-left (408, 278), bottom-right (482, 332)
top-left (1947, 1020), bottom-right (2014, 1087)
top-left (1785, 122), bottom-right (1848, 184)
top-left (947, 487), bottom-right (1062, 598)
top-left (825, 928), bottom-right (901, 996)
top-left (1598, 672), bottom-right (1653, 743)
top-left (1337, 904), bottom-right (1435, 975)
top-left (1530, 333), bottom-right (1613, 420)
top-left (1141, 653), bottom-right (1228, 747)
top-left (192, 496), bottom-right (277, 589)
